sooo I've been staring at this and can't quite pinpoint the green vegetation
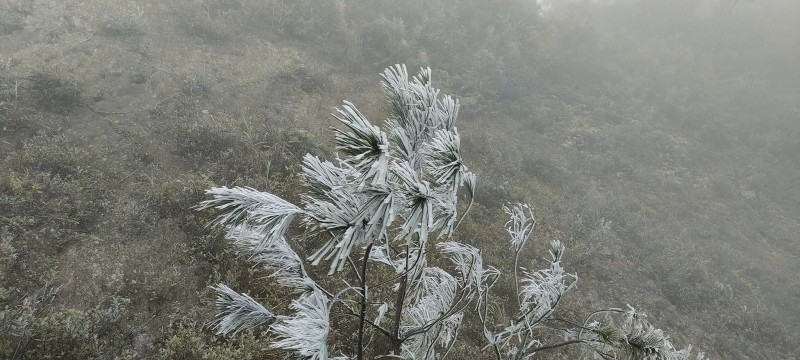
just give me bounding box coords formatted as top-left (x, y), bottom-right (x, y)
top-left (0, 0), bottom-right (797, 358)
top-left (26, 70), bottom-right (84, 115)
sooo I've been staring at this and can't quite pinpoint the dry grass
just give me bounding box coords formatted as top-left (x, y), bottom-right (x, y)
top-left (0, 0), bottom-right (797, 358)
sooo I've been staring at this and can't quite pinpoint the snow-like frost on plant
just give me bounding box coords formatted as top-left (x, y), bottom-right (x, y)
top-left (427, 129), bottom-right (464, 193)
top-left (194, 65), bottom-right (700, 360)
top-left (437, 241), bottom-right (499, 294)
top-left (401, 267), bottom-right (459, 359)
top-left (270, 288), bottom-right (334, 360)
top-left (333, 101), bottom-right (390, 187)
top-left (200, 65), bottom-right (475, 360)
top-left (515, 240), bottom-right (575, 329)
top-left (504, 203), bottom-right (535, 250)
top-left (198, 186), bottom-right (303, 252)
top-left (211, 284), bottom-right (275, 335)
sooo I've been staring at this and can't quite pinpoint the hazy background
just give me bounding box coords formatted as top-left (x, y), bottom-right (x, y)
top-left (1, 0), bottom-right (798, 358)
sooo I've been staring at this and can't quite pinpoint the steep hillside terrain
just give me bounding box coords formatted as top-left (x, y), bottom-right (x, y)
top-left (1, 1), bottom-right (797, 358)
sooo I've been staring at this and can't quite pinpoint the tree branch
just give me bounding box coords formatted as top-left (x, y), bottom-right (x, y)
top-left (357, 243), bottom-right (374, 360)
top-left (527, 339), bottom-right (585, 353)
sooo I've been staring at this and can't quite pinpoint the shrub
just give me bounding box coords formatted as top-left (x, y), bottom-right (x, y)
top-left (196, 65), bottom-right (701, 359)
top-left (97, 4), bottom-right (145, 37)
top-left (0, 285), bottom-right (131, 359)
top-left (26, 70), bottom-right (83, 114)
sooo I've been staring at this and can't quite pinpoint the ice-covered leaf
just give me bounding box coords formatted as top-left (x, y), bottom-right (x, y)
top-left (516, 246), bottom-right (576, 327)
top-left (462, 171), bottom-right (477, 199)
top-left (333, 101), bottom-right (390, 186)
top-left (230, 229), bottom-right (315, 294)
top-left (211, 284), bottom-right (275, 335)
top-left (427, 129), bottom-right (464, 191)
top-left (270, 288), bottom-right (332, 360)
top-left (401, 267), bottom-right (459, 359)
top-left (199, 187), bottom-right (303, 253)
top-left (437, 241), bottom-right (499, 293)
top-left (374, 303), bottom-right (389, 326)
top-left (301, 154), bottom-right (353, 201)
top-left (504, 203), bottom-right (535, 251)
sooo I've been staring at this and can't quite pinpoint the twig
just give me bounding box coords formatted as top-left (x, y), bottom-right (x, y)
top-left (81, 101), bottom-right (127, 116)
top-left (357, 243), bottom-right (374, 360)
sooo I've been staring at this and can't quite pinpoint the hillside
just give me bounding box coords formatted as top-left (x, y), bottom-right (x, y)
top-left (1, 1), bottom-right (798, 358)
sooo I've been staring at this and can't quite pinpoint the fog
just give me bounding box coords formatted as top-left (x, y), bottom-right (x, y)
top-left (1, 0), bottom-right (797, 358)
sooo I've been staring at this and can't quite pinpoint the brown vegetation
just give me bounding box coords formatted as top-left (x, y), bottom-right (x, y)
top-left (1, 0), bottom-right (797, 358)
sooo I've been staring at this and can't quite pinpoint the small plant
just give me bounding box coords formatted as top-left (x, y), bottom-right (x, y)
top-left (26, 70), bottom-right (83, 114)
top-left (0, 285), bottom-right (132, 359)
top-left (197, 65), bottom-right (701, 359)
top-left (0, 284), bottom-right (60, 357)
top-left (272, 65), bottom-right (330, 94)
top-left (0, 3), bottom-right (26, 34)
top-left (0, 75), bottom-right (17, 110)
top-left (98, 18), bottom-right (143, 37)
top-left (96, 3), bottom-right (145, 37)
top-left (177, 0), bottom-right (238, 42)
top-left (18, 134), bottom-right (92, 178)
top-left (479, 204), bottom-right (702, 360)
top-left (200, 65), bottom-right (478, 358)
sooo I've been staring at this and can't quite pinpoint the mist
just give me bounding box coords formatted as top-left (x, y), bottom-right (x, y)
top-left (1, 0), bottom-right (797, 358)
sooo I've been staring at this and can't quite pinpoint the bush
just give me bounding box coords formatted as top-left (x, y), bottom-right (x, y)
top-left (0, 285), bottom-right (132, 359)
top-left (157, 319), bottom-right (279, 359)
top-left (26, 70), bottom-right (83, 114)
top-left (196, 65), bottom-right (701, 359)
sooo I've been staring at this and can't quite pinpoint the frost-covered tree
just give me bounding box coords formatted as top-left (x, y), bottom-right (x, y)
top-left (199, 65), bottom-right (484, 359)
top-left (198, 65), bottom-right (701, 359)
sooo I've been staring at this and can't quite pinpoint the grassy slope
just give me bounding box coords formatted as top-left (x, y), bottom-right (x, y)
top-left (1, 0), bottom-right (797, 359)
